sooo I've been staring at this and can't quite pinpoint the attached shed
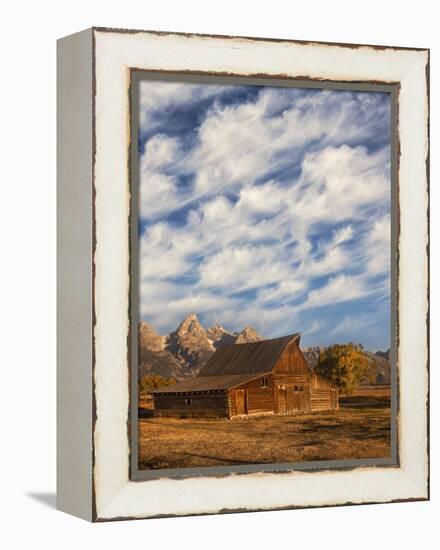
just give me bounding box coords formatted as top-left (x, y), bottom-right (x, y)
top-left (152, 334), bottom-right (338, 418)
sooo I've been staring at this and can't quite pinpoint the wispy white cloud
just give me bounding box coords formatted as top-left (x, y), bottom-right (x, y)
top-left (299, 274), bottom-right (369, 310)
top-left (198, 244), bottom-right (292, 292)
top-left (138, 83), bottom-right (391, 347)
top-left (139, 81), bottom-right (234, 134)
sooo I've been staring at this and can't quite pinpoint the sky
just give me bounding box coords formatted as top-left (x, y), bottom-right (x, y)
top-left (137, 80), bottom-right (391, 351)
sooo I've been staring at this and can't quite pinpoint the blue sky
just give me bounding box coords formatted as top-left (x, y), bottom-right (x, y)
top-left (138, 80), bottom-right (391, 351)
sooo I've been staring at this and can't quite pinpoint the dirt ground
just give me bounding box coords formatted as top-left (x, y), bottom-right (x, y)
top-left (138, 388), bottom-right (391, 470)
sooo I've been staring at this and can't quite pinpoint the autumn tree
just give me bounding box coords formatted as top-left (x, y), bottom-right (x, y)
top-left (315, 343), bottom-right (374, 395)
top-left (139, 375), bottom-right (176, 394)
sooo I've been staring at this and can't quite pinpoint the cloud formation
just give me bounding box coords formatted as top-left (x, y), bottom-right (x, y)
top-left (138, 81), bottom-right (391, 350)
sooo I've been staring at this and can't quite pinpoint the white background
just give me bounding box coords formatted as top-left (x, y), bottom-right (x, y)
top-left (0, 0), bottom-right (437, 548)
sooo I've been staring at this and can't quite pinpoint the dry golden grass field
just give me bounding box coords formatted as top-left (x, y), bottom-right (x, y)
top-left (138, 387), bottom-right (391, 470)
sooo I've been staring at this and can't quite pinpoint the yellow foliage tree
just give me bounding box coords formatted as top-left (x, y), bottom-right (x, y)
top-left (315, 343), bottom-right (374, 395)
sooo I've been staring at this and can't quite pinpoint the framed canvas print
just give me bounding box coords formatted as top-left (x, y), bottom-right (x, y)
top-left (57, 27), bottom-right (429, 522)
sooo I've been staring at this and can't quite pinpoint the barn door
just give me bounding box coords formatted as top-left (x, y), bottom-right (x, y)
top-left (235, 389), bottom-right (247, 415)
top-left (288, 385), bottom-right (308, 413)
top-left (298, 386), bottom-right (308, 412)
top-left (277, 386), bottom-right (287, 414)
top-left (286, 386), bottom-right (295, 412)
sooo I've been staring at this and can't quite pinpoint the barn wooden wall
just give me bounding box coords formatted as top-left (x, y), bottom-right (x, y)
top-left (272, 342), bottom-right (337, 413)
top-left (274, 341), bottom-right (310, 374)
top-left (309, 372), bottom-right (338, 411)
top-left (154, 392), bottom-right (228, 418)
top-left (230, 376), bottom-right (275, 416)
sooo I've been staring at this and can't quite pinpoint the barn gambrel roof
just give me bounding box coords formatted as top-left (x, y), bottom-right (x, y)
top-left (199, 333), bottom-right (300, 376)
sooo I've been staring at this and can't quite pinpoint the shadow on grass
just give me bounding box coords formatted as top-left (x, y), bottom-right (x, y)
top-left (140, 450), bottom-right (273, 469)
top-left (339, 397), bottom-right (391, 409)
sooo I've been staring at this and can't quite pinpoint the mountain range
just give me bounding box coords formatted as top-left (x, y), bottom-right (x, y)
top-left (139, 313), bottom-right (263, 381)
top-left (139, 313), bottom-right (390, 384)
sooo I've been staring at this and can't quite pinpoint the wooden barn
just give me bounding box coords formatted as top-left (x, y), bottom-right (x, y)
top-left (152, 334), bottom-right (338, 418)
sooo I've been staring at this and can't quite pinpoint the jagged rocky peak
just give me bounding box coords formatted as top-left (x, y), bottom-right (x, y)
top-left (206, 323), bottom-right (226, 341)
top-left (167, 313), bottom-right (214, 367)
top-left (139, 321), bottom-right (164, 352)
top-left (206, 323), bottom-right (236, 348)
top-left (176, 312), bottom-right (207, 338)
top-left (234, 326), bottom-right (262, 344)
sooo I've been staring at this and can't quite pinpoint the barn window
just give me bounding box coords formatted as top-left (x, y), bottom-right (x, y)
top-left (260, 377), bottom-right (269, 388)
top-left (185, 398), bottom-right (192, 406)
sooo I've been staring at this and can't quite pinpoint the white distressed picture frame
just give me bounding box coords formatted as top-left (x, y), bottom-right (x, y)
top-left (57, 27), bottom-right (429, 522)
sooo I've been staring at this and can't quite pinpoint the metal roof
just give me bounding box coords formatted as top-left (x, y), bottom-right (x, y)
top-left (198, 333), bottom-right (300, 376)
top-left (152, 373), bottom-right (267, 394)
